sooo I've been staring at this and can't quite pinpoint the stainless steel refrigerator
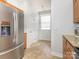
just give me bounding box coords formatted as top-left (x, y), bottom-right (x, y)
top-left (0, 1), bottom-right (24, 59)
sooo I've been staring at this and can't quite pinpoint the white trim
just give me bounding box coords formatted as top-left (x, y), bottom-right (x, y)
top-left (27, 39), bottom-right (38, 48)
top-left (51, 51), bottom-right (63, 58)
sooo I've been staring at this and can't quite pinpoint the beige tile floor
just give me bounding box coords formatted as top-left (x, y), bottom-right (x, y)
top-left (51, 56), bottom-right (63, 59)
top-left (23, 40), bottom-right (62, 59)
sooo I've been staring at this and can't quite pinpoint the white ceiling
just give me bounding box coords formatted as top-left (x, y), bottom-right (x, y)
top-left (31, 0), bottom-right (50, 11)
top-left (6, 0), bottom-right (50, 12)
top-left (16, 0), bottom-right (51, 12)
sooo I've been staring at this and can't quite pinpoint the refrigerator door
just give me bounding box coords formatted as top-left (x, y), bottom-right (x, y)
top-left (0, 3), bottom-right (14, 51)
top-left (0, 43), bottom-right (24, 59)
top-left (18, 13), bottom-right (24, 44)
top-left (0, 2), bottom-right (24, 59)
top-left (13, 12), bottom-right (24, 45)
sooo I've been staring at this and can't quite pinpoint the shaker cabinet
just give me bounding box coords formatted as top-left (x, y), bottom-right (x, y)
top-left (74, 0), bottom-right (79, 23)
top-left (63, 37), bottom-right (74, 59)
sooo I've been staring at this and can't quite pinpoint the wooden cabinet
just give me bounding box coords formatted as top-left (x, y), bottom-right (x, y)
top-left (74, 0), bottom-right (79, 23)
top-left (63, 37), bottom-right (74, 59)
top-left (24, 33), bottom-right (27, 49)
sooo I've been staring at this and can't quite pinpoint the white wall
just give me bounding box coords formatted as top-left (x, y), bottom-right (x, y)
top-left (29, 0), bottom-right (51, 41)
top-left (51, 0), bottom-right (74, 57)
top-left (25, 0), bottom-right (51, 47)
top-left (25, 0), bottom-right (51, 46)
top-left (25, 13), bottom-right (39, 48)
top-left (39, 30), bottom-right (51, 40)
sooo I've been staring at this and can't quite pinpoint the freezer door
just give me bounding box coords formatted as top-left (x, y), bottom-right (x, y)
top-left (18, 13), bottom-right (24, 44)
top-left (13, 12), bottom-right (24, 45)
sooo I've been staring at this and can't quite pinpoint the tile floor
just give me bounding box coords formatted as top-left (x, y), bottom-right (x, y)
top-left (23, 40), bottom-right (62, 59)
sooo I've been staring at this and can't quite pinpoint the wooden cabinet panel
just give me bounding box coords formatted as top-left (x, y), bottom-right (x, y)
top-left (74, 0), bottom-right (79, 22)
top-left (24, 33), bottom-right (27, 49)
top-left (63, 38), bottom-right (73, 59)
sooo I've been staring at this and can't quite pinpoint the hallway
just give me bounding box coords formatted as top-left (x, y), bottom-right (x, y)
top-left (23, 40), bottom-right (62, 59)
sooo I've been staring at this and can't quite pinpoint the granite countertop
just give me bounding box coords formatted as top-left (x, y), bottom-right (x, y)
top-left (64, 35), bottom-right (79, 48)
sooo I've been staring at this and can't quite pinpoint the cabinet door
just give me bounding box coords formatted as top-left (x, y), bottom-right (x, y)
top-left (66, 42), bottom-right (73, 59)
top-left (63, 38), bottom-right (74, 59)
top-left (74, 0), bottom-right (79, 22)
top-left (63, 39), bottom-right (67, 59)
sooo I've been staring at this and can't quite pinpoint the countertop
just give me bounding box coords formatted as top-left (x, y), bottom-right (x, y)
top-left (64, 35), bottom-right (79, 48)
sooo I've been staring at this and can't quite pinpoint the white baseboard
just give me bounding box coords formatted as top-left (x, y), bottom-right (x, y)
top-left (51, 51), bottom-right (63, 58)
top-left (27, 39), bottom-right (38, 48)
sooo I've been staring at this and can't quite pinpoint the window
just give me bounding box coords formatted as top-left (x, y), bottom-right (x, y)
top-left (40, 11), bottom-right (51, 30)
